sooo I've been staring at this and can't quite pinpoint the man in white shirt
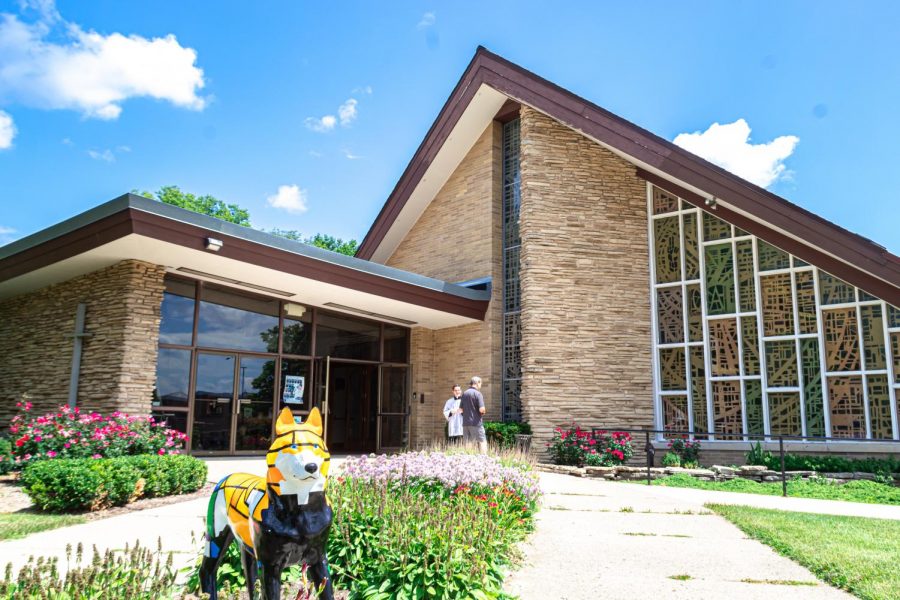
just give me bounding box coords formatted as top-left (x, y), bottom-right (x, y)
top-left (442, 384), bottom-right (464, 444)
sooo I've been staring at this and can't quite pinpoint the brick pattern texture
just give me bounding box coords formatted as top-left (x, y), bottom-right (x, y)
top-left (0, 260), bottom-right (166, 422)
top-left (518, 106), bottom-right (654, 451)
top-left (387, 123), bottom-right (503, 445)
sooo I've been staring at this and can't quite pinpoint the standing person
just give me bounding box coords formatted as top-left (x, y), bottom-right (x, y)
top-left (461, 376), bottom-right (487, 453)
top-left (442, 385), bottom-right (464, 444)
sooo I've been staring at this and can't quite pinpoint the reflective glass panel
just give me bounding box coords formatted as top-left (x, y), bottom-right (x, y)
top-left (153, 347), bottom-right (191, 406)
top-left (159, 279), bottom-right (195, 345)
top-left (383, 325), bottom-right (410, 363)
top-left (197, 285), bottom-right (279, 353)
top-left (315, 313), bottom-right (380, 360)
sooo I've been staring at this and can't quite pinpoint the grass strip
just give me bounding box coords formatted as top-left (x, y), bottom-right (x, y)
top-left (0, 512), bottom-right (86, 541)
top-left (709, 504), bottom-right (900, 600)
top-left (651, 474), bottom-right (900, 505)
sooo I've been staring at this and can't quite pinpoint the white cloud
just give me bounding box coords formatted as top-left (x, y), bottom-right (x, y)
top-left (304, 114), bottom-right (336, 133)
top-left (0, 110), bottom-right (15, 149)
top-left (0, 225), bottom-right (17, 245)
top-left (308, 150), bottom-right (323, 158)
top-left (417, 11), bottom-right (436, 28)
top-left (266, 184), bottom-right (308, 214)
top-left (0, 2), bottom-right (206, 121)
top-left (61, 136), bottom-right (72, 145)
top-left (305, 97), bottom-right (358, 132)
top-left (87, 148), bottom-right (115, 162)
top-left (342, 148), bottom-right (362, 160)
top-left (338, 98), bottom-right (357, 126)
top-left (673, 119), bottom-right (799, 188)
top-left (353, 85), bottom-right (372, 95)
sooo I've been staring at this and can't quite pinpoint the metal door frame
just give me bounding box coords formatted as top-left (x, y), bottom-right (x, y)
top-left (377, 364), bottom-right (410, 453)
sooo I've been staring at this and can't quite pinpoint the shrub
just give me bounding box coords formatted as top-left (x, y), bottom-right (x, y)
top-left (667, 437), bottom-right (702, 468)
top-left (0, 438), bottom-right (12, 475)
top-left (0, 540), bottom-right (177, 599)
top-left (745, 442), bottom-right (900, 475)
top-left (21, 454), bottom-right (207, 512)
top-left (483, 421), bottom-right (532, 448)
top-left (662, 451), bottom-right (681, 467)
top-left (548, 425), bottom-right (634, 466)
top-left (7, 402), bottom-right (187, 470)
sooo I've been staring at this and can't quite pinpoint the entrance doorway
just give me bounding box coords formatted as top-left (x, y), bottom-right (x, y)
top-left (325, 363), bottom-right (378, 453)
top-left (190, 352), bottom-right (276, 453)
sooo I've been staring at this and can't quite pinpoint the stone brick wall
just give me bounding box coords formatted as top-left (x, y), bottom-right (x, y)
top-left (518, 106), bottom-right (654, 452)
top-left (388, 123), bottom-right (503, 445)
top-left (0, 260), bottom-right (166, 422)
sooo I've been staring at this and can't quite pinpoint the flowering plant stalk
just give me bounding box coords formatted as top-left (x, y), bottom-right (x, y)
top-left (7, 402), bottom-right (187, 469)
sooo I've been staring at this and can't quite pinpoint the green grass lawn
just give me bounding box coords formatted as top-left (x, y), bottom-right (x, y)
top-left (709, 504), bottom-right (900, 600)
top-left (0, 512), bottom-right (86, 541)
top-left (650, 473), bottom-right (900, 505)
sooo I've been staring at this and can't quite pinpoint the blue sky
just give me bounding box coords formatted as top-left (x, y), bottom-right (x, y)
top-left (1, 1), bottom-right (898, 252)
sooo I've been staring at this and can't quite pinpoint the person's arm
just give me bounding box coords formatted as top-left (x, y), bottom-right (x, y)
top-left (442, 400), bottom-right (453, 421)
top-left (478, 392), bottom-right (486, 415)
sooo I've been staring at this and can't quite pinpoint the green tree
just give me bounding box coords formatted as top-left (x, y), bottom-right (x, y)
top-left (134, 185), bottom-right (251, 227)
top-left (268, 229), bottom-right (358, 256)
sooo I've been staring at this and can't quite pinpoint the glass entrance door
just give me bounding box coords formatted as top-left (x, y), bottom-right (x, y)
top-left (191, 352), bottom-right (275, 454)
top-left (192, 352), bottom-right (235, 452)
top-left (378, 366), bottom-right (408, 451)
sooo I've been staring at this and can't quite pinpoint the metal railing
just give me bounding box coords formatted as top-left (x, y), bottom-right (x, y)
top-left (590, 427), bottom-right (900, 497)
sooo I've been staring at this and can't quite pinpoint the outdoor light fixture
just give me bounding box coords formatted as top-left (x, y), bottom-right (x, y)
top-left (705, 197), bottom-right (718, 210)
top-left (205, 237), bottom-right (224, 251)
top-left (284, 302), bottom-right (307, 318)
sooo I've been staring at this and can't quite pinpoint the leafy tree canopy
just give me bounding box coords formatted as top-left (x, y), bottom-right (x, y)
top-left (134, 186), bottom-right (251, 227)
top-left (133, 186), bottom-right (359, 256)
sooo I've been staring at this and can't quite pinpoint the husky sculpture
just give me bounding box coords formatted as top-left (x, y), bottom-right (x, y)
top-left (199, 407), bottom-right (334, 599)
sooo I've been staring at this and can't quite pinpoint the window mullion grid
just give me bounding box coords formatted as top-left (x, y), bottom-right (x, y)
top-left (855, 292), bottom-right (872, 439)
top-left (751, 237), bottom-right (772, 438)
top-left (646, 183), bottom-right (666, 436)
top-left (812, 268), bottom-right (832, 437)
top-left (680, 209), bottom-right (692, 438)
top-left (731, 237), bottom-right (749, 440)
top-left (697, 212), bottom-right (716, 440)
top-left (880, 301), bottom-right (900, 439)
top-left (791, 268), bottom-right (807, 438)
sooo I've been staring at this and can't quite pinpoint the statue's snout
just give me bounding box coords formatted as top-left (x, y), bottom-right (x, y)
top-left (304, 462), bottom-right (318, 474)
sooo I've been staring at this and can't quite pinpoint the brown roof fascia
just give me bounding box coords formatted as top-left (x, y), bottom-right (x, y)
top-left (0, 208), bottom-right (489, 320)
top-left (493, 99), bottom-right (521, 123)
top-left (357, 46), bottom-right (900, 295)
top-left (638, 169), bottom-right (900, 306)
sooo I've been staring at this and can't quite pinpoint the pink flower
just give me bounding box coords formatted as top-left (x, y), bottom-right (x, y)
top-left (91, 454), bottom-right (102, 459)
top-left (46, 450), bottom-right (57, 458)
top-left (157, 448), bottom-right (166, 455)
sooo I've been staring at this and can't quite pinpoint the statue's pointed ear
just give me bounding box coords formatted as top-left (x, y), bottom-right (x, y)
top-left (305, 407), bottom-right (323, 436)
top-left (275, 408), bottom-right (297, 435)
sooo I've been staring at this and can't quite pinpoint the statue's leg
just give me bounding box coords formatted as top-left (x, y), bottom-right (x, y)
top-left (199, 528), bottom-right (233, 600)
top-left (308, 555), bottom-right (335, 600)
top-left (259, 562), bottom-right (283, 600)
top-left (240, 543), bottom-right (259, 599)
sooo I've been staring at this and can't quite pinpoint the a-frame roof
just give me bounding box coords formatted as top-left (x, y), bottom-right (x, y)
top-left (357, 47), bottom-right (900, 306)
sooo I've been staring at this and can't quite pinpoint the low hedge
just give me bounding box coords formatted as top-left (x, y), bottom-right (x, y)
top-left (483, 421), bottom-right (532, 448)
top-left (746, 443), bottom-right (900, 474)
top-left (21, 454), bottom-right (207, 513)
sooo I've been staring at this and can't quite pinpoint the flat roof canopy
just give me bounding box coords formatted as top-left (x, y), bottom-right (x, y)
top-left (0, 194), bottom-right (490, 329)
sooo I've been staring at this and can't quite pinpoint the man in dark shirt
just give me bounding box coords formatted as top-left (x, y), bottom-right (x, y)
top-left (460, 376), bottom-right (487, 453)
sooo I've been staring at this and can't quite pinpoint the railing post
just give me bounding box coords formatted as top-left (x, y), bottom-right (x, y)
top-left (779, 435), bottom-right (787, 498)
top-left (645, 431), bottom-right (653, 486)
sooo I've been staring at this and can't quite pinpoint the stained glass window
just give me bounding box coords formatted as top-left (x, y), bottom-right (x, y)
top-left (768, 393), bottom-right (802, 436)
top-left (690, 347), bottom-right (708, 436)
top-left (686, 284), bottom-right (703, 342)
top-left (736, 240), bottom-right (756, 312)
top-left (654, 217), bottom-right (681, 284)
top-left (653, 187), bottom-right (679, 215)
top-left (659, 347), bottom-right (687, 391)
top-left (795, 271), bottom-right (817, 334)
top-left (709, 319), bottom-right (740, 376)
top-left (892, 333), bottom-right (900, 385)
top-left (828, 376), bottom-right (866, 438)
top-left (824, 308), bottom-right (860, 372)
top-left (766, 341), bottom-right (798, 388)
top-left (761, 274), bottom-right (794, 336)
top-left (657, 288), bottom-right (684, 344)
top-left (860, 305), bottom-right (887, 370)
top-left (703, 212), bottom-right (731, 241)
top-left (663, 395), bottom-right (690, 432)
top-left (705, 243), bottom-right (736, 315)
top-left (683, 213), bottom-right (700, 280)
top-left (758, 241), bottom-right (790, 271)
top-left (741, 317), bottom-right (760, 376)
top-left (820, 272), bottom-right (855, 305)
top-left (888, 305), bottom-right (900, 328)
top-left (712, 381), bottom-right (743, 439)
top-left (745, 380), bottom-right (764, 435)
top-left (800, 339), bottom-right (825, 437)
top-left (866, 375), bottom-right (893, 439)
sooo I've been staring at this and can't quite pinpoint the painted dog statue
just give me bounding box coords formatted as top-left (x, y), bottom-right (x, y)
top-left (200, 407), bottom-right (334, 599)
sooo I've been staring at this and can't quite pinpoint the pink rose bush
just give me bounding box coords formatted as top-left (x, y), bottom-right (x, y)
top-left (7, 402), bottom-right (187, 469)
top-left (548, 424), bottom-right (634, 466)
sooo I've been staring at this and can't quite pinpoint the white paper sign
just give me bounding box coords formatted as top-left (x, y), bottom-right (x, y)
top-left (283, 375), bottom-right (305, 405)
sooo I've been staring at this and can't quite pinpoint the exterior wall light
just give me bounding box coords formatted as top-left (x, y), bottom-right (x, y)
top-left (205, 237), bottom-right (224, 251)
top-left (705, 197), bottom-right (718, 210)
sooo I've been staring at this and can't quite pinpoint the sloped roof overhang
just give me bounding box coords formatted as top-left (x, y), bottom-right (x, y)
top-left (0, 194), bottom-right (490, 327)
top-left (357, 47), bottom-right (900, 306)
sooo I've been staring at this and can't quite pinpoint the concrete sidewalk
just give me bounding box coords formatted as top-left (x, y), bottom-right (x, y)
top-left (503, 472), bottom-right (863, 600)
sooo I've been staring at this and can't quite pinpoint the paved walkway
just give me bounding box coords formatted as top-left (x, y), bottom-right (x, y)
top-left (503, 472), bottom-right (876, 599)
